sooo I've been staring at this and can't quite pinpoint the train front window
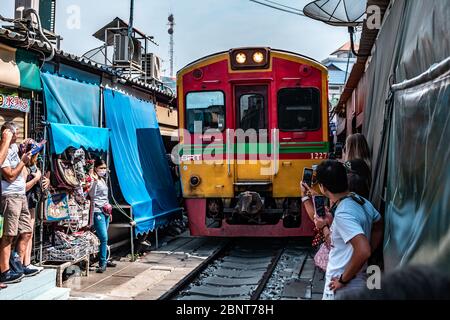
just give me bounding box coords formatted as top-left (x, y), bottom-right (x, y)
top-left (238, 94), bottom-right (266, 131)
top-left (186, 91), bottom-right (225, 133)
top-left (278, 88), bottom-right (320, 131)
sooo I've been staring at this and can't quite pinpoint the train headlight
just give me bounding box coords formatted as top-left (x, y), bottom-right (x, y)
top-left (190, 175), bottom-right (201, 187)
top-left (235, 53), bottom-right (247, 64)
top-left (253, 51), bottom-right (264, 63)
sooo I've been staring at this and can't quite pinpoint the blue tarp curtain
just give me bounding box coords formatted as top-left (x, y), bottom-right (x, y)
top-left (41, 72), bottom-right (100, 126)
top-left (49, 123), bottom-right (110, 155)
top-left (104, 89), bottom-right (180, 235)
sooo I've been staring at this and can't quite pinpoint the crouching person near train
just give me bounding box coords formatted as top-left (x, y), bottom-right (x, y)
top-left (313, 160), bottom-right (384, 300)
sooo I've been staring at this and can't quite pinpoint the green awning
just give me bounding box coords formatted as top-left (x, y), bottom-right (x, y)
top-left (0, 43), bottom-right (42, 91)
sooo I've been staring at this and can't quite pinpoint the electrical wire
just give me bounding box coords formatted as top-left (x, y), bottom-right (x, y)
top-left (107, 173), bottom-right (133, 222)
top-left (0, 12), bottom-right (54, 67)
top-left (262, 0), bottom-right (304, 12)
top-left (26, 9), bottom-right (55, 61)
top-left (249, 0), bottom-right (306, 16)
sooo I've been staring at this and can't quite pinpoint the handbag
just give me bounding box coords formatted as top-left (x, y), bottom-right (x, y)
top-left (45, 192), bottom-right (71, 221)
top-left (54, 158), bottom-right (79, 188)
top-left (314, 242), bottom-right (330, 272)
top-left (102, 203), bottom-right (112, 216)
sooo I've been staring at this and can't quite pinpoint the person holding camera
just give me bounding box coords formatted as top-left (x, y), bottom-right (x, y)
top-left (312, 160), bottom-right (383, 300)
top-left (0, 126), bottom-right (14, 289)
top-left (88, 158), bottom-right (116, 273)
top-left (0, 122), bottom-right (36, 285)
top-left (19, 139), bottom-right (50, 275)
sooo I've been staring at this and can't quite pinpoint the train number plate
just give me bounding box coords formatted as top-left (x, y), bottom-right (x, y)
top-left (310, 152), bottom-right (328, 160)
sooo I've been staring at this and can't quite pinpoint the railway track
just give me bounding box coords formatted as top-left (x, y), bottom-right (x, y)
top-left (159, 238), bottom-right (321, 300)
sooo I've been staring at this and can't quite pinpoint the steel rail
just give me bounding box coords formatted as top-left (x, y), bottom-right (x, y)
top-left (158, 240), bottom-right (232, 300)
top-left (250, 246), bottom-right (285, 300)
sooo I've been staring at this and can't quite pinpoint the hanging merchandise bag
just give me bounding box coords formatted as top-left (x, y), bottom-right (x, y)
top-left (45, 192), bottom-right (71, 221)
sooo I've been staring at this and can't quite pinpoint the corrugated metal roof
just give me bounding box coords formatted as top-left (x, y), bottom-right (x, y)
top-left (0, 27), bottom-right (175, 98)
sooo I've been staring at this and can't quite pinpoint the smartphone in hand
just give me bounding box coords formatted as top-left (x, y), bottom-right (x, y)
top-left (313, 195), bottom-right (326, 218)
top-left (302, 168), bottom-right (313, 187)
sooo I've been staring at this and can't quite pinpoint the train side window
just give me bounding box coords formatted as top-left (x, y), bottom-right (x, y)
top-left (186, 91), bottom-right (225, 133)
top-left (277, 88), bottom-right (320, 131)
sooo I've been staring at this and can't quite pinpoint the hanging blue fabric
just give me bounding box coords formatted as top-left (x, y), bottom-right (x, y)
top-left (49, 123), bottom-right (110, 154)
top-left (104, 89), bottom-right (181, 235)
top-left (41, 72), bottom-right (100, 126)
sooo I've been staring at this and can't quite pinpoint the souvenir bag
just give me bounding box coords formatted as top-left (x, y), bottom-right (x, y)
top-left (45, 192), bottom-right (71, 221)
top-left (314, 242), bottom-right (330, 272)
top-left (54, 158), bottom-right (79, 188)
top-left (312, 226), bottom-right (330, 272)
top-left (69, 148), bottom-right (86, 182)
top-left (61, 195), bottom-right (91, 232)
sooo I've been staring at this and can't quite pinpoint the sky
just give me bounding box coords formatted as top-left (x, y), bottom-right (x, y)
top-left (1, 0), bottom-right (350, 75)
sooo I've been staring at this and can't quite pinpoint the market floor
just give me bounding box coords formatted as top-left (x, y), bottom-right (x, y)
top-left (64, 236), bottom-right (227, 300)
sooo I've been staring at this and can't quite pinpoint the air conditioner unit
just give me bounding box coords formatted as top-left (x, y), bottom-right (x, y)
top-left (113, 33), bottom-right (129, 64)
top-left (152, 54), bottom-right (162, 81)
top-left (15, 0), bottom-right (40, 24)
top-left (113, 33), bottom-right (143, 68)
top-left (141, 53), bottom-right (161, 81)
top-left (130, 37), bottom-right (142, 67)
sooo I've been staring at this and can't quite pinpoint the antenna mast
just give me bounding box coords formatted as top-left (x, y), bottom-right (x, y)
top-left (168, 13), bottom-right (175, 78)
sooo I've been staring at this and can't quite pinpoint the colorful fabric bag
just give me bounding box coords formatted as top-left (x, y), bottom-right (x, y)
top-left (314, 242), bottom-right (330, 272)
top-left (45, 192), bottom-right (71, 221)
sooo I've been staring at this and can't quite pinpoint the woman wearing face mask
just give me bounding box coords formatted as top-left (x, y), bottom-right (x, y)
top-left (88, 158), bottom-right (116, 273)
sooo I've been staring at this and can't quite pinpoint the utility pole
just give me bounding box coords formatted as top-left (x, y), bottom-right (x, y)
top-left (128, 0), bottom-right (134, 37)
top-left (168, 14), bottom-right (175, 78)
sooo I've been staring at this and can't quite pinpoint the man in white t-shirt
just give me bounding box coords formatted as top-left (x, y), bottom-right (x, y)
top-left (313, 160), bottom-right (384, 300)
top-left (0, 122), bottom-right (35, 284)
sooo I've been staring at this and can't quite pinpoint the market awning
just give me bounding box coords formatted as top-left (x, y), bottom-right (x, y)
top-left (0, 43), bottom-right (42, 91)
top-left (104, 89), bottom-right (181, 235)
top-left (41, 72), bottom-right (100, 127)
top-left (49, 122), bottom-right (109, 154)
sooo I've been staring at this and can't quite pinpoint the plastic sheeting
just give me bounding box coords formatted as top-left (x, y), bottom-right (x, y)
top-left (385, 73), bottom-right (450, 271)
top-left (49, 123), bottom-right (109, 155)
top-left (41, 72), bottom-right (100, 126)
top-left (359, 0), bottom-right (450, 272)
top-left (104, 89), bottom-right (180, 235)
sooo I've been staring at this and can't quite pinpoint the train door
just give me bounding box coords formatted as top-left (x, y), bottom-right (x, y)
top-left (233, 85), bottom-right (272, 182)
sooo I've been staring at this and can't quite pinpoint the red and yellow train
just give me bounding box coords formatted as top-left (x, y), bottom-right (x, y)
top-left (177, 47), bottom-right (329, 237)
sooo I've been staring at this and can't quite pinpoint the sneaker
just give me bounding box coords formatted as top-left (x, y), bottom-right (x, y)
top-left (96, 265), bottom-right (106, 273)
top-left (25, 264), bottom-right (44, 273)
top-left (140, 240), bottom-right (152, 247)
top-left (0, 270), bottom-right (24, 284)
top-left (106, 261), bottom-right (117, 268)
top-left (23, 266), bottom-right (40, 277)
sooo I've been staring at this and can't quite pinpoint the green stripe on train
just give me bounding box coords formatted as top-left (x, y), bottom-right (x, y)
top-left (179, 142), bottom-right (329, 155)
